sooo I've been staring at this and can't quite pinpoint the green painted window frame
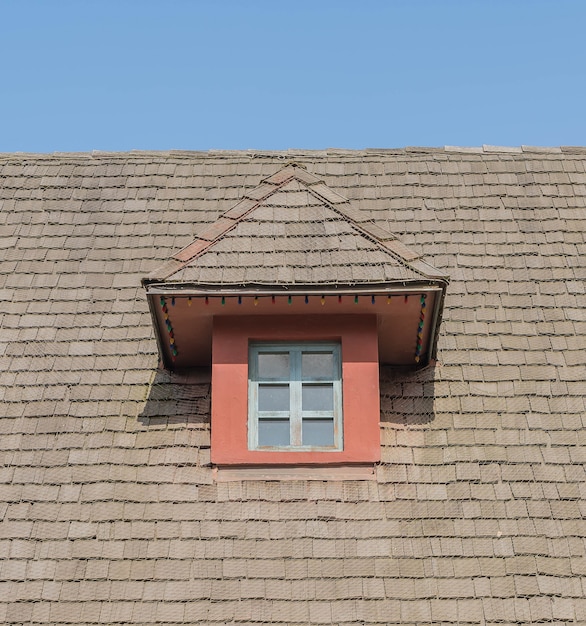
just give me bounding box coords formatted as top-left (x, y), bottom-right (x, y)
top-left (248, 342), bottom-right (343, 451)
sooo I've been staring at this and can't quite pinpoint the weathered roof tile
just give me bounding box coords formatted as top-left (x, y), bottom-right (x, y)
top-left (146, 164), bottom-right (445, 287)
top-left (1, 148), bottom-right (586, 624)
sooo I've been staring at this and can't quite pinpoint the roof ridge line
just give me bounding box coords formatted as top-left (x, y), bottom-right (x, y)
top-left (304, 183), bottom-right (436, 277)
top-left (306, 183), bottom-right (447, 282)
top-left (163, 170), bottom-right (312, 273)
top-left (1, 146), bottom-right (584, 162)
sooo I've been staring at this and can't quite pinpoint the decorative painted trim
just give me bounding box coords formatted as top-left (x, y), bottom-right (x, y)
top-left (159, 297), bottom-right (178, 361)
top-left (415, 293), bottom-right (427, 363)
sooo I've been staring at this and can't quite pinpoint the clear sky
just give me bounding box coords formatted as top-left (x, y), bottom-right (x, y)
top-left (1, 0), bottom-right (585, 152)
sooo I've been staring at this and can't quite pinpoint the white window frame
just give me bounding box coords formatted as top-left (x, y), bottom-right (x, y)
top-left (248, 342), bottom-right (343, 451)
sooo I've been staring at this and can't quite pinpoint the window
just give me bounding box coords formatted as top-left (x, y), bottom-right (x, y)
top-left (248, 343), bottom-right (342, 451)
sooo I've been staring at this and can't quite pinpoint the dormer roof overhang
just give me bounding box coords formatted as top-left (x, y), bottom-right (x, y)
top-left (143, 163), bottom-right (449, 369)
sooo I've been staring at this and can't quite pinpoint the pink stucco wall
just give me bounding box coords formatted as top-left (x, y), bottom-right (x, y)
top-left (211, 315), bottom-right (381, 466)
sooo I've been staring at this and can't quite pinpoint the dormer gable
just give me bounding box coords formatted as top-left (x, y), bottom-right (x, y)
top-left (143, 163), bottom-right (449, 370)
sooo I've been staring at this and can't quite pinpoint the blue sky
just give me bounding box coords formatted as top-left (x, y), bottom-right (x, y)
top-left (1, 0), bottom-right (585, 152)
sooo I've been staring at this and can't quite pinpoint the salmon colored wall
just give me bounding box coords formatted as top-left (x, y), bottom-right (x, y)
top-left (211, 315), bottom-right (381, 466)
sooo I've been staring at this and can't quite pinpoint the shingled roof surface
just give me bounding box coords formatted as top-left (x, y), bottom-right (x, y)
top-left (1, 147), bottom-right (586, 625)
top-left (146, 164), bottom-right (446, 287)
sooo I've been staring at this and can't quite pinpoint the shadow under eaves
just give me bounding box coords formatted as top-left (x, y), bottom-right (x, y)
top-left (379, 364), bottom-right (437, 426)
top-left (137, 367), bottom-right (211, 428)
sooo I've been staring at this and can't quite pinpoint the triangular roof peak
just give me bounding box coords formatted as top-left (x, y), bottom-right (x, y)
top-left (144, 163), bottom-right (448, 287)
top-left (260, 162), bottom-right (322, 186)
top-left (143, 163), bottom-right (449, 368)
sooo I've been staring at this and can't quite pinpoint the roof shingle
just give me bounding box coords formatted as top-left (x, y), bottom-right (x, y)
top-left (1, 147), bottom-right (585, 625)
top-left (146, 164), bottom-right (444, 286)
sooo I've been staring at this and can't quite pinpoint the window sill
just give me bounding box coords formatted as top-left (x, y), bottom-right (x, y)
top-left (213, 463), bottom-right (376, 482)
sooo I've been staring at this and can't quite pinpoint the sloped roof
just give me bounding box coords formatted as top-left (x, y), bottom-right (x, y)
top-left (146, 163), bottom-right (446, 287)
top-left (1, 147), bottom-right (586, 624)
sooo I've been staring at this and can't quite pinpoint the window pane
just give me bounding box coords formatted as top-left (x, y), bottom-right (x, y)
top-left (258, 384), bottom-right (289, 412)
top-left (302, 418), bottom-right (334, 446)
top-left (258, 352), bottom-right (289, 379)
top-left (302, 352), bottom-right (334, 379)
top-left (302, 384), bottom-right (333, 411)
top-left (258, 419), bottom-right (290, 446)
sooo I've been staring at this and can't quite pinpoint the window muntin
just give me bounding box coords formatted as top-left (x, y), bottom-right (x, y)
top-left (248, 342), bottom-right (342, 451)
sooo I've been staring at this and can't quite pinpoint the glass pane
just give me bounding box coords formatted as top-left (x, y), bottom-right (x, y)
top-left (302, 384), bottom-right (333, 411)
top-left (258, 384), bottom-right (289, 412)
top-left (259, 419), bottom-right (290, 446)
top-left (302, 352), bottom-right (334, 379)
top-left (302, 418), bottom-right (334, 446)
top-left (258, 352), bottom-right (289, 379)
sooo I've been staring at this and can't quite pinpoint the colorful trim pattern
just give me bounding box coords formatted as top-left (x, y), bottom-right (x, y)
top-left (414, 294), bottom-right (426, 363)
top-left (160, 297), bottom-right (178, 361)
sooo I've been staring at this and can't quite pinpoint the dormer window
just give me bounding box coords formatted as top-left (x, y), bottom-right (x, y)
top-left (142, 163), bottom-right (449, 473)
